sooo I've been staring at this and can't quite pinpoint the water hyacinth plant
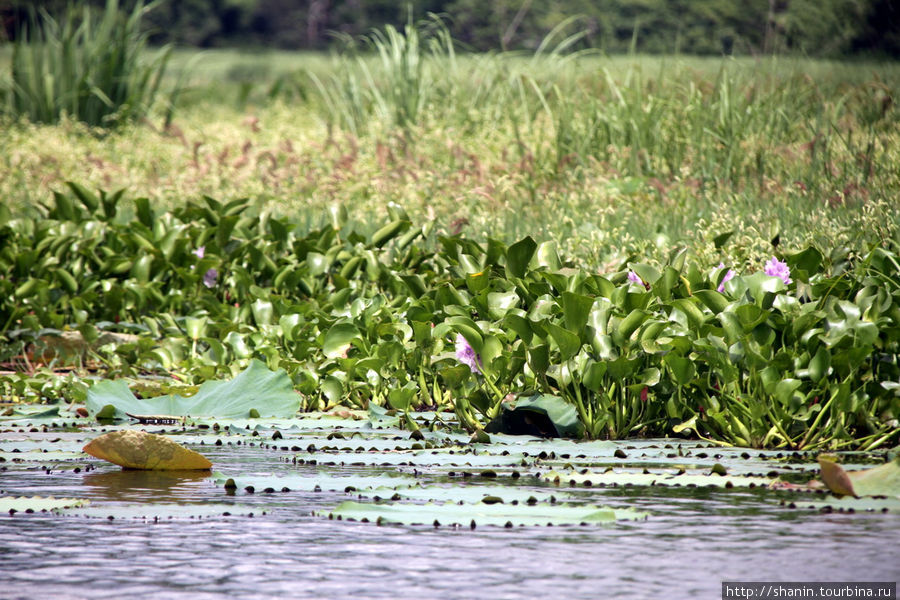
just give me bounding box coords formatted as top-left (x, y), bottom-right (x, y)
top-left (764, 257), bottom-right (792, 285)
top-left (455, 333), bottom-right (480, 374)
top-left (716, 263), bottom-right (736, 293)
top-left (3, 185), bottom-right (897, 450)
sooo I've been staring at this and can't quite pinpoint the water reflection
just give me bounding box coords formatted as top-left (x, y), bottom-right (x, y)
top-left (81, 469), bottom-right (211, 503)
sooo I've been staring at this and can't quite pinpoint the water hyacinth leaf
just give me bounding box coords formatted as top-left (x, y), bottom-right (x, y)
top-left (466, 270), bottom-right (490, 294)
top-left (544, 322), bottom-right (581, 361)
top-left (807, 346), bottom-right (831, 381)
top-left (663, 354), bottom-right (695, 386)
top-left (388, 381), bottom-right (417, 411)
top-left (505, 236), bottom-right (536, 279)
top-left (535, 241), bottom-right (560, 271)
top-left (487, 291), bottom-right (520, 319)
top-left (503, 313), bottom-right (533, 345)
top-left (561, 292), bottom-right (594, 333)
top-left (83, 430), bottom-right (212, 470)
top-left (694, 290), bottom-right (729, 314)
top-left (0, 496), bottom-right (90, 513)
top-left (527, 344), bottom-right (550, 375)
top-left (323, 322), bottom-right (361, 358)
top-left (85, 360), bottom-right (300, 419)
top-left (324, 500), bottom-right (647, 527)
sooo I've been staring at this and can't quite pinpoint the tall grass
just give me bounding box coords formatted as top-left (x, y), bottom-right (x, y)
top-left (5, 0), bottom-right (171, 127)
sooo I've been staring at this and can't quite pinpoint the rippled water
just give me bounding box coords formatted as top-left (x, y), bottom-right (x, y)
top-left (1, 445), bottom-right (898, 599)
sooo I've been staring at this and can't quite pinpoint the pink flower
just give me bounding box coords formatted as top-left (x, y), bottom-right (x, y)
top-left (764, 257), bottom-right (792, 285)
top-left (717, 262), bottom-right (736, 293)
top-left (455, 333), bottom-right (481, 374)
top-left (203, 268), bottom-right (218, 288)
top-left (193, 246), bottom-right (205, 259)
top-left (627, 271), bottom-right (642, 285)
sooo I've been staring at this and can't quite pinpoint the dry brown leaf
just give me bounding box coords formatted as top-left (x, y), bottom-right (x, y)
top-left (83, 430), bottom-right (212, 470)
top-left (817, 455), bottom-right (857, 497)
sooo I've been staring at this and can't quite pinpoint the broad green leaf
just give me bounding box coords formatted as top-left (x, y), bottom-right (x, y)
top-left (506, 236), bottom-right (536, 278)
top-left (544, 322), bottom-right (581, 361)
top-left (323, 322), bottom-right (361, 358)
top-left (85, 360), bottom-right (300, 419)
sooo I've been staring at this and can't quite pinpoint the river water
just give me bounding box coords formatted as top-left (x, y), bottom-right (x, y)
top-left (1, 444), bottom-right (897, 599)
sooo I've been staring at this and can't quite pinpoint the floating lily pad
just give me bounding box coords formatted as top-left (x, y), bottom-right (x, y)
top-left (0, 450), bottom-right (87, 462)
top-left (322, 500), bottom-right (647, 527)
top-left (83, 430), bottom-right (212, 470)
top-left (788, 495), bottom-right (900, 514)
top-left (0, 496), bottom-right (90, 513)
top-left (86, 360), bottom-right (300, 420)
top-left (59, 503), bottom-right (257, 520)
top-left (356, 485), bottom-right (566, 505)
top-left (542, 468), bottom-right (774, 488)
top-left (210, 472), bottom-right (417, 493)
top-left (291, 450), bottom-right (529, 468)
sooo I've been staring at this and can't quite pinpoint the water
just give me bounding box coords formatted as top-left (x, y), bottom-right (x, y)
top-left (1, 445), bottom-right (898, 599)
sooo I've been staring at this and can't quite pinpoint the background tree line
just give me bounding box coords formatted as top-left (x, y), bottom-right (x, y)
top-left (2, 0), bottom-right (898, 57)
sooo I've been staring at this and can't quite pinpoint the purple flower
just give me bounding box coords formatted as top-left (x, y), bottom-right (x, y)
top-left (193, 246), bottom-right (205, 259)
top-left (764, 257), bottom-right (792, 285)
top-left (203, 268), bottom-right (218, 288)
top-left (627, 271), bottom-right (642, 285)
top-left (717, 262), bottom-right (736, 293)
top-left (455, 333), bottom-right (481, 374)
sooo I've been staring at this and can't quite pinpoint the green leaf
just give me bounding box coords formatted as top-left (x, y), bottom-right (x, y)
top-left (323, 322), bottom-right (361, 358)
top-left (561, 292), bottom-right (594, 333)
top-left (544, 322), bottom-right (581, 361)
top-left (85, 360), bottom-right (300, 419)
top-left (664, 354), bottom-right (695, 386)
top-left (506, 236), bottom-right (537, 279)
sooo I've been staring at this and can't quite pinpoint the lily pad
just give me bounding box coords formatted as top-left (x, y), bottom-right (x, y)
top-left (322, 500), bottom-right (647, 527)
top-left (83, 430), bottom-right (212, 470)
top-left (59, 503), bottom-right (257, 520)
top-left (356, 485), bottom-right (566, 505)
top-left (291, 450), bottom-right (529, 468)
top-left (0, 496), bottom-right (90, 513)
top-left (789, 495), bottom-right (900, 514)
top-left (85, 360), bottom-right (300, 420)
top-left (542, 468), bottom-right (774, 488)
top-left (210, 472), bottom-right (417, 493)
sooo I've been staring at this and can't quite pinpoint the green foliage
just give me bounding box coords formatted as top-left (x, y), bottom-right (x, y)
top-left (2, 185), bottom-right (898, 450)
top-left (5, 0), bottom-right (173, 127)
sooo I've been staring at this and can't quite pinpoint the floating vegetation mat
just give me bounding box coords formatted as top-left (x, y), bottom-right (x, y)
top-left (2, 408), bottom-right (899, 526)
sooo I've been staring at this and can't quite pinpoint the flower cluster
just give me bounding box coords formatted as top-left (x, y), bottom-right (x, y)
top-left (717, 263), bottom-right (736, 293)
top-left (764, 257), bottom-right (792, 285)
top-left (715, 256), bottom-right (792, 294)
top-left (455, 334), bottom-right (481, 374)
